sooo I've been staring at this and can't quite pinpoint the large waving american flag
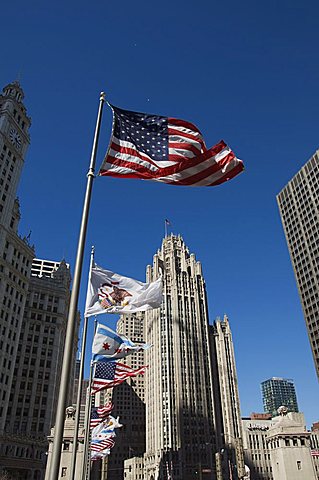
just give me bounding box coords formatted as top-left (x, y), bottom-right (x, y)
top-left (99, 105), bottom-right (244, 187)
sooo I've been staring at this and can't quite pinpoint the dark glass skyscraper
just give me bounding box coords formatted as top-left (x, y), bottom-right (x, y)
top-left (261, 377), bottom-right (299, 417)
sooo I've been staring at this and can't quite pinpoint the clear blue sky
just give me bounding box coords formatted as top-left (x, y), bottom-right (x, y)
top-left (1, 0), bottom-right (318, 425)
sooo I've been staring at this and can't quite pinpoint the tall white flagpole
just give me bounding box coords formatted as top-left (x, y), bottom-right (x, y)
top-left (48, 93), bottom-right (105, 480)
top-left (69, 246), bottom-right (95, 480)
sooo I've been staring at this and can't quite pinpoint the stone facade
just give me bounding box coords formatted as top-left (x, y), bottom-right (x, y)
top-left (0, 81), bottom-right (34, 437)
top-left (241, 413), bottom-right (319, 480)
top-left (102, 312), bottom-right (147, 480)
top-left (267, 412), bottom-right (317, 480)
top-left (210, 316), bottom-right (245, 479)
top-left (45, 406), bottom-right (85, 480)
top-left (242, 415), bottom-right (276, 479)
top-left (0, 81), bottom-right (79, 480)
top-left (0, 258), bottom-right (79, 479)
top-left (143, 235), bottom-right (216, 479)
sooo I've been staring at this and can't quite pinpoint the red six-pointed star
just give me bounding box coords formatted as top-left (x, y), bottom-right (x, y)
top-left (103, 342), bottom-right (111, 350)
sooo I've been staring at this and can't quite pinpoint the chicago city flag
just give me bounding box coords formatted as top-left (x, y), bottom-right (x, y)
top-left (85, 263), bottom-right (162, 315)
top-left (99, 105), bottom-right (244, 186)
top-left (92, 323), bottom-right (151, 361)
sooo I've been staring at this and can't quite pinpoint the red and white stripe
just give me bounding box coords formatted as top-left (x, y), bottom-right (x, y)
top-left (97, 402), bottom-right (114, 417)
top-left (91, 437), bottom-right (115, 452)
top-left (311, 449), bottom-right (319, 457)
top-left (91, 449), bottom-right (110, 460)
top-left (100, 118), bottom-right (244, 186)
top-left (91, 364), bottom-right (147, 394)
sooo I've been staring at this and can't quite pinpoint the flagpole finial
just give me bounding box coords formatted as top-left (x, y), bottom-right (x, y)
top-left (100, 92), bottom-right (106, 102)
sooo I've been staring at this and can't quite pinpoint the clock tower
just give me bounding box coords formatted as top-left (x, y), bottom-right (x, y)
top-left (0, 81), bottom-right (31, 234)
top-left (0, 81), bottom-right (34, 434)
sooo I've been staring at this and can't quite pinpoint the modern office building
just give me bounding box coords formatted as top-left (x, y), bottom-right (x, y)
top-left (261, 377), bottom-right (299, 417)
top-left (0, 258), bottom-right (79, 479)
top-left (277, 152), bottom-right (319, 379)
top-left (143, 235), bottom-right (217, 479)
top-left (0, 81), bottom-right (34, 435)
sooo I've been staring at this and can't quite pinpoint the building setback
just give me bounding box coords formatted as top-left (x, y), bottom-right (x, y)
top-left (261, 377), bottom-right (299, 417)
top-left (277, 153), bottom-right (319, 379)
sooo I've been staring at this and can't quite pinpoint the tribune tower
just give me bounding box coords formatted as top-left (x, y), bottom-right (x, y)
top-left (144, 235), bottom-right (216, 480)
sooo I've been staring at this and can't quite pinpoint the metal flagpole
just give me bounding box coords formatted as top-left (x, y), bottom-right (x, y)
top-left (70, 246), bottom-right (95, 480)
top-left (81, 357), bottom-right (95, 480)
top-left (81, 318), bottom-right (98, 480)
top-left (48, 92), bottom-right (105, 480)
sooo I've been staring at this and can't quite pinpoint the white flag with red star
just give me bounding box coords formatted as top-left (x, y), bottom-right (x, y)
top-left (92, 323), bottom-right (151, 361)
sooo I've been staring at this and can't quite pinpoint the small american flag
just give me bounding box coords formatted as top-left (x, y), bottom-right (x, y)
top-left (90, 403), bottom-right (114, 429)
top-left (100, 105), bottom-right (244, 187)
top-left (91, 436), bottom-right (115, 452)
top-left (92, 360), bottom-right (147, 394)
top-left (311, 449), bottom-right (319, 457)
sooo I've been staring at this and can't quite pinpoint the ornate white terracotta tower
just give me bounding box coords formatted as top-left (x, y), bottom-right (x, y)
top-left (0, 81), bottom-right (34, 433)
top-left (144, 235), bottom-right (216, 480)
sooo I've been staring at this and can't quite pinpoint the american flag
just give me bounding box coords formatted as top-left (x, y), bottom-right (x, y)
top-left (91, 360), bottom-right (147, 394)
top-left (90, 402), bottom-right (114, 429)
top-left (91, 436), bottom-right (115, 452)
top-left (311, 449), bottom-right (319, 457)
top-left (100, 105), bottom-right (244, 187)
top-left (91, 449), bottom-right (110, 461)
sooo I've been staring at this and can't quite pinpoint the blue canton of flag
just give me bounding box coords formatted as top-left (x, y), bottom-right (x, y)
top-left (90, 402), bottom-right (114, 429)
top-left (100, 105), bottom-right (244, 187)
top-left (113, 107), bottom-right (169, 162)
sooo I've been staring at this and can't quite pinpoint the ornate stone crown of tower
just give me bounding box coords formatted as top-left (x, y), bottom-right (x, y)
top-left (0, 81), bottom-right (31, 234)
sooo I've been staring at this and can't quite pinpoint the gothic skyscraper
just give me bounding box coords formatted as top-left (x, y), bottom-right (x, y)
top-left (144, 235), bottom-right (216, 479)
